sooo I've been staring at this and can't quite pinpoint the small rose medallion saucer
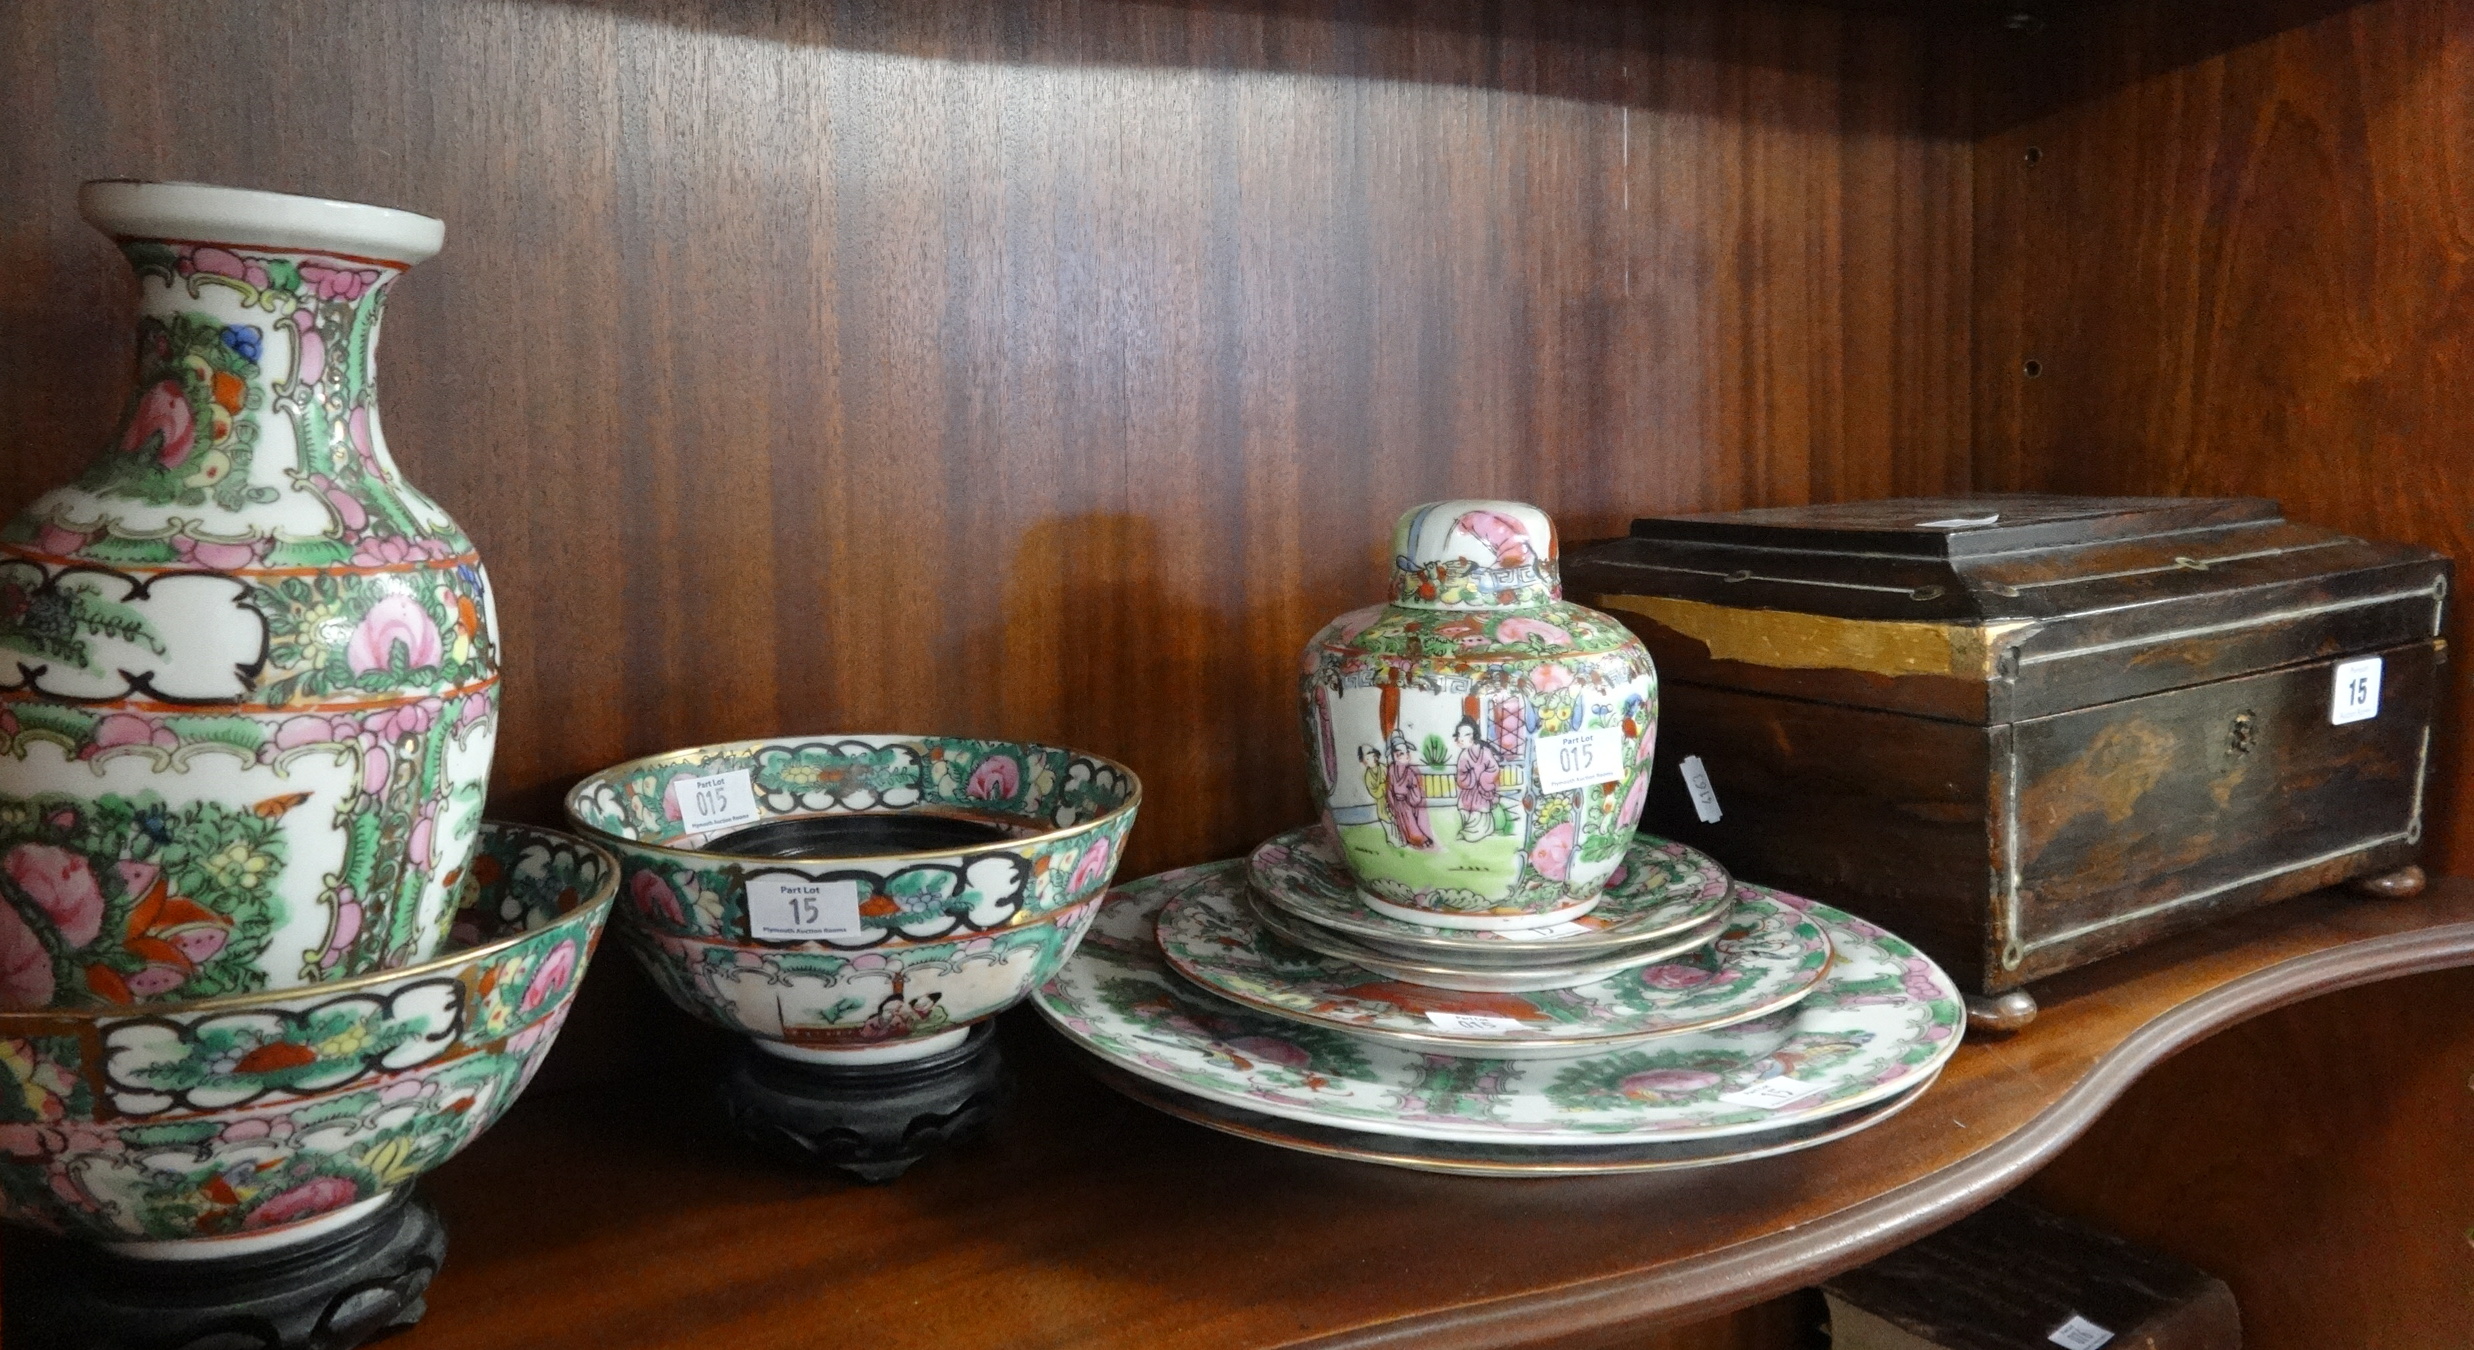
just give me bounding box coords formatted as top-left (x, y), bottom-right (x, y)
top-left (1157, 866), bottom-right (1830, 1059)
top-left (1036, 862), bottom-right (1963, 1145)
top-left (1245, 894), bottom-right (1730, 995)
top-left (1249, 826), bottom-right (1731, 964)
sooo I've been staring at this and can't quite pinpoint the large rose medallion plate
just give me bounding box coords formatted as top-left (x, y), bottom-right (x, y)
top-left (1248, 826), bottom-right (1730, 963)
top-left (1035, 861), bottom-right (1962, 1145)
top-left (1081, 1053), bottom-right (1942, 1176)
top-left (1155, 866), bottom-right (1828, 1057)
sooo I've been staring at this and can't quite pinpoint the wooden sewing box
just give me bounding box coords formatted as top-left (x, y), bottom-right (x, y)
top-left (1566, 494), bottom-right (2451, 1026)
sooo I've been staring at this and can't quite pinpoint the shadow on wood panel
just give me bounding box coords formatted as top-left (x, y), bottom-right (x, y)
top-left (1979, 0), bottom-right (2381, 131)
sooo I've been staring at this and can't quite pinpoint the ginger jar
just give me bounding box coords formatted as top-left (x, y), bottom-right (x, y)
top-left (1298, 501), bottom-right (1656, 929)
top-left (0, 182), bottom-right (498, 1007)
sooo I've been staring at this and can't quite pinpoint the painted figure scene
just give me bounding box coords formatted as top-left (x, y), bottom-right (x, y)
top-left (1312, 680), bottom-right (1652, 917)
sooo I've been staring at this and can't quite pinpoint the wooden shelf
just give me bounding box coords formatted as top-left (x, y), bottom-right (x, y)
top-left (394, 878), bottom-right (2474, 1350)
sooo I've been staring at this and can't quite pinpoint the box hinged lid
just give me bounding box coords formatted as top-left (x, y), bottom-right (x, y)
top-left (1565, 494), bottom-right (2448, 723)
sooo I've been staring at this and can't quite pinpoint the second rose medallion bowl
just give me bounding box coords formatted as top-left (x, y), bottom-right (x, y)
top-left (567, 735), bottom-right (1139, 1066)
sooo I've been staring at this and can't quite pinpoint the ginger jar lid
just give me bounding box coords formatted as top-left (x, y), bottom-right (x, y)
top-left (1388, 500), bottom-right (1560, 609)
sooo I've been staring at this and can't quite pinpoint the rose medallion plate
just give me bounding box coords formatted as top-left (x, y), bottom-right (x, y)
top-left (1154, 872), bottom-right (1826, 1056)
top-left (1034, 861), bottom-right (1961, 1144)
top-left (1246, 893), bottom-right (1730, 996)
top-left (1249, 826), bottom-right (1731, 963)
top-left (1081, 1053), bottom-right (1942, 1176)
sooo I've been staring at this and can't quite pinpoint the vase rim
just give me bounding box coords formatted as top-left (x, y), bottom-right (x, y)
top-left (78, 179), bottom-right (444, 266)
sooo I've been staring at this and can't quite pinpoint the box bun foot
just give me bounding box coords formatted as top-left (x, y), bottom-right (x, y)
top-left (1965, 989), bottom-right (2039, 1035)
top-left (2348, 864), bottom-right (2427, 899)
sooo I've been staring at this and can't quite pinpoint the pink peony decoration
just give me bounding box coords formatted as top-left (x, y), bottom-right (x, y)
top-left (1495, 616), bottom-right (1570, 647)
top-left (520, 941), bottom-right (579, 1013)
top-left (1224, 1036), bottom-right (1312, 1070)
top-left (350, 535), bottom-right (423, 568)
top-left (1639, 963), bottom-right (1715, 990)
top-left (965, 756), bottom-right (1021, 801)
top-left (364, 699), bottom-right (441, 744)
top-left (0, 904), bottom-right (55, 1008)
top-left (1619, 1068), bottom-right (1720, 1098)
top-left (1068, 837), bottom-right (1114, 894)
top-left (121, 379), bottom-right (195, 467)
top-left (243, 1176), bottom-right (361, 1230)
top-left (1527, 663), bottom-right (1573, 693)
top-left (4, 844), bottom-right (104, 949)
top-left (345, 594), bottom-right (444, 674)
top-left (1528, 821), bottom-right (1575, 882)
top-left (630, 871), bottom-right (686, 926)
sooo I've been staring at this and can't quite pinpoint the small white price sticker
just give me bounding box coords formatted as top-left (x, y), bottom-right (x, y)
top-left (1425, 1011), bottom-right (1525, 1035)
top-left (1496, 921), bottom-right (1595, 943)
top-left (1534, 728), bottom-right (1626, 793)
top-left (2331, 656), bottom-right (2383, 725)
top-left (746, 875), bottom-right (865, 941)
top-left (1717, 1076), bottom-right (1820, 1109)
top-left (1680, 755), bottom-right (1723, 824)
top-left (2047, 1314), bottom-right (2114, 1350)
top-left (673, 769), bottom-right (761, 835)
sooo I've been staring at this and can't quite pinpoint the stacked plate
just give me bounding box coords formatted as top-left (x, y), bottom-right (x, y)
top-left (1033, 827), bottom-right (1966, 1176)
top-left (1241, 826), bottom-right (1742, 994)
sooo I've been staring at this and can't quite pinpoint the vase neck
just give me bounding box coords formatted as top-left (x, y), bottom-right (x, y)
top-left (3, 238), bottom-right (467, 569)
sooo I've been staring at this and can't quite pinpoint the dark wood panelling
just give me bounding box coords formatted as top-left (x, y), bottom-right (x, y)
top-left (0, 0), bottom-right (1973, 873)
top-left (1974, 5), bottom-right (2474, 1346)
top-left (1974, 0), bottom-right (2472, 871)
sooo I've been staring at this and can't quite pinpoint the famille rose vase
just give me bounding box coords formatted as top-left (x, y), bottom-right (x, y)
top-left (1298, 501), bottom-right (1656, 929)
top-left (0, 182), bottom-right (498, 1008)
